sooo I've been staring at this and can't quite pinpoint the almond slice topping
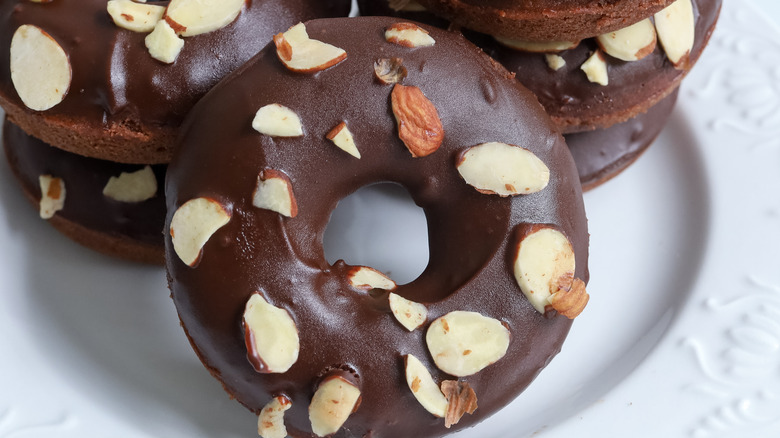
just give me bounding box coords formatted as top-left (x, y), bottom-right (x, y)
top-left (426, 311), bottom-right (510, 376)
top-left (164, 0), bottom-right (245, 37)
top-left (252, 169), bottom-right (298, 218)
top-left (170, 197), bottom-right (231, 267)
top-left (243, 293), bottom-right (300, 373)
top-left (456, 142), bottom-right (550, 196)
top-left (404, 354), bottom-right (448, 417)
top-left (654, 0), bottom-right (695, 69)
top-left (38, 175), bottom-right (65, 219)
top-left (391, 84), bottom-right (444, 158)
top-left (257, 396), bottom-right (292, 438)
top-left (596, 19), bottom-right (657, 62)
top-left (385, 22), bottom-right (435, 48)
top-left (273, 23), bottom-right (347, 73)
top-left (10, 25), bottom-right (72, 111)
top-left (512, 224), bottom-right (588, 318)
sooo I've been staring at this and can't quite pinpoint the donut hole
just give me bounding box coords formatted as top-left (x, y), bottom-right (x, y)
top-left (323, 183), bottom-right (429, 285)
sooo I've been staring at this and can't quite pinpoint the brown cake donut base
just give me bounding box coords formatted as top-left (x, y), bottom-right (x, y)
top-left (416, 0), bottom-right (676, 42)
top-left (0, 97), bottom-right (173, 165)
top-left (467, 0), bottom-right (720, 133)
top-left (3, 120), bottom-right (166, 264)
top-left (16, 190), bottom-right (164, 265)
top-left (569, 88), bottom-right (679, 191)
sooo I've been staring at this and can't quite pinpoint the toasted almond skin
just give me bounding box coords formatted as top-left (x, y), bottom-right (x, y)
top-left (549, 278), bottom-right (589, 319)
top-left (391, 84), bottom-right (443, 157)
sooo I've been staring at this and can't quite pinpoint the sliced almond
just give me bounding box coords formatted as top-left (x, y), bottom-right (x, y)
top-left (309, 376), bottom-right (361, 437)
top-left (580, 50), bottom-right (608, 86)
top-left (391, 84), bottom-right (444, 158)
top-left (374, 57), bottom-right (407, 85)
top-left (441, 380), bottom-right (478, 428)
top-left (426, 311), bottom-right (510, 377)
top-left (347, 266), bottom-right (397, 291)
top-left (243, 293), bottom-right (300, 373)
top-left (654, 0), bottom-right (695, 69)
top-left (513, 224), bottom-right (588, 318)
top-left (596, 19), bottom-right (657, 62)
top-left (550, 277), bottom-right (589, 319)
top-left (404, 354), bottom-right (448, 417)
top-left (107, 0), bottom-right (165, 33)
top-left (385, 22), bottom-right (435, 48)
top-left (10, 25), bottom-right (71, 111)
top-left (389, 293), bottom-right (427, 331)
top-left (38, 175), bottom-right (65, 220)
top-left (164, 0), bottom-right (245, 37)
top-left (545, 54), bottom-right (566, 71)
top-left (252, 169), bottom-right (298, 218)
top-left (102, 165), bottom-right (157, 203)
top-left (145, 19), bottom-right (184, 64)
top-left (257, 396), bottom-right (292, 438)
top-left (326, 122), bottom-right (360, 158)
top-left (456, 142), bottom-right (550, 196)
top-left (493, 36), bottom-right (579, 53)
top-left (170, 197), bottom-right (231, 267)
top-left (252, 103), bottom-right (304, 137)
top-left (273, 23), bottom-right (347, 73)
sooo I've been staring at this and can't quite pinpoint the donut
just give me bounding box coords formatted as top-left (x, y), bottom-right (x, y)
top-left (357, 0), bottom-right (451, 29)
top-left (165, 17), bottom-right (589, 437)
top-left (414, 0), bottom-right (676, 42)
top-left (2, 118), bottom-right (166, 264)
top-left (567, 88), bottom-right (679, 190)
top-left (468, 0), bottom-right (721, 133)
top-left (0, 0), bottom-right (351, 164)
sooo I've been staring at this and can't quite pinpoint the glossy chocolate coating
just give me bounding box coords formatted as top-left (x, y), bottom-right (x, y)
top-left (166, 17), bottom-right (589, 437)
top-left (569, 88), bottom-right (679, 190)
top-left (0, 0), bottom-right (351, 162)
top-left (2, 119), bottom-right (166, 246)
top-left (469, 0), bottom-right (720, 132)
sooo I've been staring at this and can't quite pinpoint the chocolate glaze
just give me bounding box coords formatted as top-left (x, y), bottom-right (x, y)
top-left (2, 119), bottom-right (166, 247)
top-left (568, 88), bottom-right (679, 190)
top-left (166, 17), bottom-right (589, 437)
top-left (469, 0), bottom-right (721, 132)
top-left (0, 0), bottom-right (351, 162)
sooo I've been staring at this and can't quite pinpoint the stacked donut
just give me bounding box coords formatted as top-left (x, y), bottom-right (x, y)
top-left (359, 0), bottom-right (722, 189)
top-left (0, 0), bottom-right (351, 263)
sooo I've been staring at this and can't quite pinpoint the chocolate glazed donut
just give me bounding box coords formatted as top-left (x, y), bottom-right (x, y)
top-left (469, 0), bottom-right (721, 133)
top-left (0, 0), bottom-right (352, 164)
top-left (165, 17), bottom-right (589, 437)
top-left (3, 119), bottom-right (166, 264)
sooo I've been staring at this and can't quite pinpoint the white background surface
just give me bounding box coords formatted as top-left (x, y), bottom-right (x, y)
top-left (1, 1), bottom-right (779, 437)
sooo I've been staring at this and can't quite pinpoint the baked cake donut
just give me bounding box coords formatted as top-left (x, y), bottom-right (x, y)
top-left (469, 0), bottom-right (721, 133)
top-left (567, 88), bottom-right (679, 191)
top-left (0, 0), bottom-right (351, 164)
top-left (2, 119), bottom-right (166, 264)
top-left (357, 0), bottom-right (719, 133)
top-left (415, 0), bottom-right (676, 42)
top-left (165, 17), bottom-right (589, 437)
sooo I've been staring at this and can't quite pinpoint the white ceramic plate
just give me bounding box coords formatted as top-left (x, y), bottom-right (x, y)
top-left (1, 1), bottom-right (779, 437)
